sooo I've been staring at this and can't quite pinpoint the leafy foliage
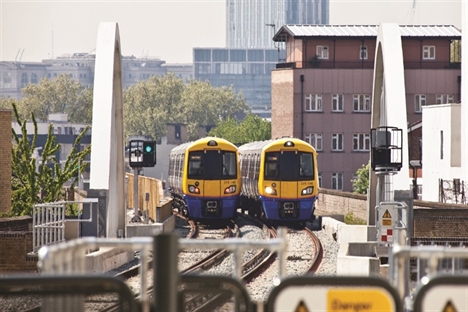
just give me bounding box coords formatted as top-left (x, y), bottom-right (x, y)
top-left (344, 212), bottom-right (367, 225)
top-left (208, 114), bottom-right (271, 144)
top-left (351, 162), bottom-right (370, 194)
top-left (18, 74), bottom-right (93, 123)
top-left (11, 103), bottom-right (91, 216)
top-left (123, 74), bottom-right (250, 142)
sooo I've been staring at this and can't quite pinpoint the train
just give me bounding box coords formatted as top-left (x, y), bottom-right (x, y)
top-left (238, 138), bottom-right (320, 226)
top-left (167, 137), bottom-right (241, 221)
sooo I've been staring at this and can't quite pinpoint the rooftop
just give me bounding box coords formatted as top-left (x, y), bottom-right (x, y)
top-left (273, 24), bottom-right (462, 41)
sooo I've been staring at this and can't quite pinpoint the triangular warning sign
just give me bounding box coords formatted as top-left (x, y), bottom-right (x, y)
top-left (442, 300), bottom-right (458, 312)
top-left (295, 300), bottom-right (310, 312)
top-left (382, 209), bottom-right (392, 218)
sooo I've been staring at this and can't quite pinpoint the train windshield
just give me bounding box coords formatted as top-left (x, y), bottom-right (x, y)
top-left (187, 150), bottom-right (237, 180)
top-left (264, 151), bottom-right (314, 181)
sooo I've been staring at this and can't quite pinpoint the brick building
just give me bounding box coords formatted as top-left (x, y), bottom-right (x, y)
top-left (271, 24), bottom-right (461, 192)
top-left (0, 109), bottom-right (12, 213)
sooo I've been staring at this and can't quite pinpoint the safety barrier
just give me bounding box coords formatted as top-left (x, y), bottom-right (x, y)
top-left (22, 230), bottom-right (468, 311)
top-left (31, 199), bottom-right (97, 253)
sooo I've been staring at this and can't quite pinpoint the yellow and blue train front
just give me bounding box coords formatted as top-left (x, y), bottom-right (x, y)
top-left (184, 180), bottom-right (239, 219)
top-left (260, 181), bottom-right (316, 221)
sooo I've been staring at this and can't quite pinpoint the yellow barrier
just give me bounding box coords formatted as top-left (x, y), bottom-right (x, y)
top-left (126, 173), bottom-right (163, 221)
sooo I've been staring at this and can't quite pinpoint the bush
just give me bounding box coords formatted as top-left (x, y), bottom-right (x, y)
top-left (344, 212), bottom-right (367, 225)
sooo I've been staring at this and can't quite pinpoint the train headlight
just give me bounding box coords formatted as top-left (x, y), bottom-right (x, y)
top-left (224, 185), bottom-right (236, 194)
top-left (265, 186), bottom-right (277, 195)
top-left (301, 186), bottom-right (314, 195)
top-left (188, 185), bottom-right (200, 194)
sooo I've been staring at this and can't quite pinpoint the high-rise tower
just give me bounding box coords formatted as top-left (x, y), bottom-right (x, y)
top-left (226, 0), bottom-right (329, 49)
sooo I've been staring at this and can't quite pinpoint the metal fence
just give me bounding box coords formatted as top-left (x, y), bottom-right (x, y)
top-left (32, 199), bottom-right (97, 253)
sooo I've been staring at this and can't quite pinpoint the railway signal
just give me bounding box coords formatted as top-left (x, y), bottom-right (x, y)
top-left (129, 140), bottom-right (156, 168)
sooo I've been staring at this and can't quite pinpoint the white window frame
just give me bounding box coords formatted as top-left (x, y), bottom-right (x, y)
top-left (415, 94), bottom-right (426, 113)
top-left (353, 133), bottom-right (370, 151)
top-left (423, 45), bottom-right (435, 60)
top-left (331, 172), bottom-right (343, 190)
top-left (353, 94), bottom-right (371, 112)
top-left (332, 94), bottom-right (344, 112)
top-left (305, 94), bottom-right (323, 112)
top-left (316, 46), bottom-right (329, 60)
top-left (436, 94), bottom-right (454, 104)
top-left (360, 45), bottom-right (368, 60)
top-left (304, 133), bottom-right (323, 151)
top-left (332, 133), bottom-right (343, 151)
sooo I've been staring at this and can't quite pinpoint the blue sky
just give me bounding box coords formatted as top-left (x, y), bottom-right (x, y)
top-left (0, 0), bottom-right (462, 63)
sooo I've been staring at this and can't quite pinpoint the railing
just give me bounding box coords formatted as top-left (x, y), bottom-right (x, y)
top-left (37, 230), bottom-right (288, 310)
top-left (275, 61), bottom-right (461, 70)
top-left (31, 199), bottom-right (97, 253)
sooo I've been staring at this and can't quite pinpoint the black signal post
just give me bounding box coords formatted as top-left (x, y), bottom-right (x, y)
top-left (129, 140), bottom-right (157, 221)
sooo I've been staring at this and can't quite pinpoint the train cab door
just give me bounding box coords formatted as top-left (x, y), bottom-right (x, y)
top-left (278, 151), bottom-right (299, 200)
top-left (202, 150), bottom-right (222, 197)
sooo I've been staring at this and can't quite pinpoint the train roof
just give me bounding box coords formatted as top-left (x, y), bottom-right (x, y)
top-left (238, 138), bottom-right (316, 154)
top-left (170, 137), bottom-right (238, 153)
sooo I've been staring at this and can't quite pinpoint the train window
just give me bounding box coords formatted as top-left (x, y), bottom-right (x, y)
top-left (264, 152), bottom-right (279, 179)
top-left (188, 152), bottom-right (203, 178)
top-left (222, 151), bottom-right (237, 178)
top-left (299, 153), bottom-right (314, 178)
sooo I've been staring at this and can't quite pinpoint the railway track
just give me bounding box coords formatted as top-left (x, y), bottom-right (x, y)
top-left (21, 212), bottom-right (323, 312)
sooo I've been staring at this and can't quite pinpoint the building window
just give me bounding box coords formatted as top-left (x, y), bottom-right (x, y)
top-left (415, 94), bottom-right (426, 113)
top-left (332, 133), bottom-right (344, 151)
top-left (21, 73), bottom-right (28, 87)
top-left (353, 94), bottom-right (370, 112)
top-left (436, 94), bottom-right (454, 104)
top-left (332, 172), bottom-right (343, 190)
top-left (423, 46), bottom-right (435, 60)
top-left (332, 94), bottom-right (344, 112)
top-left (316, 46), bottom-right (329, 59)
top-left (304, 133), bottom-right (323, 151)
top-left (30, 73), bottom-right (38, 84)
top-left (305, 94), bottom-right (322, 112)
top-left (1, 72), bottom-right (12, 88)
top-left (353, 133), bottom-right (370, 151)
top-left (440, 130), bottom-right (444, 159)
top-left (318, 173), bottom-right (322, 188)
top-left (360, 46), bottom-right (368, 60)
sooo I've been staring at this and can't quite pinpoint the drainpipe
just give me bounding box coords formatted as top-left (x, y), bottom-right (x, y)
top-left (300, 74), bottom-right (304, 139)
top-left (457, 75), bottom-right (461, 102)
top-left (419, 40), bottom-right (423, 69)
top-left (333, 39), bottom-right (336, 68)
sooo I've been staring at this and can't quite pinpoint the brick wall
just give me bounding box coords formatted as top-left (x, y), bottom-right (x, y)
top-left (315, 188), bottom-right (368, 220)
top-left (0, 216), bottom-right (37, 272)
top-left (0, 109), bottom-right (12, 213)
top-left (315, 188), bottom-right (468, 238)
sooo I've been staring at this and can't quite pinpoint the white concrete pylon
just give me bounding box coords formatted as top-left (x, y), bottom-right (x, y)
top-left (368, 23), bottom-right (410, 225)
top-left (89, 22), bottom-right (126, 238)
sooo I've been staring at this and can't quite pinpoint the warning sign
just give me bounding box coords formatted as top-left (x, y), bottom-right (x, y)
top-left (294, 300), bottom-right (310, 312)
top-left (268, 276), bottom-right (401, 312)
top-left (442, 300), bottom-right (457, 312)
top-left (382, 210), bottom-right (392, 218)
top-left (327, 289), bottom-right (393, 311)
top-left (381, 209), bottom-right (392, 226)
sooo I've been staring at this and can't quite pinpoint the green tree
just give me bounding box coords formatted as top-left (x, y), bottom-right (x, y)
top-left (124, 73), bottom-right (185, 142)
top-left (351, 162), bottom-right (370, 194)
top-left (0, 97), bottom-right (16, 110)
top-left (123, 74), bottom-right (249, 142)
top-left (11, 103), bottom-right (91, 216)
top-left (18, 74), bottom-right (93, 123)
top-left (208, 113), bottom-right (271, 144)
